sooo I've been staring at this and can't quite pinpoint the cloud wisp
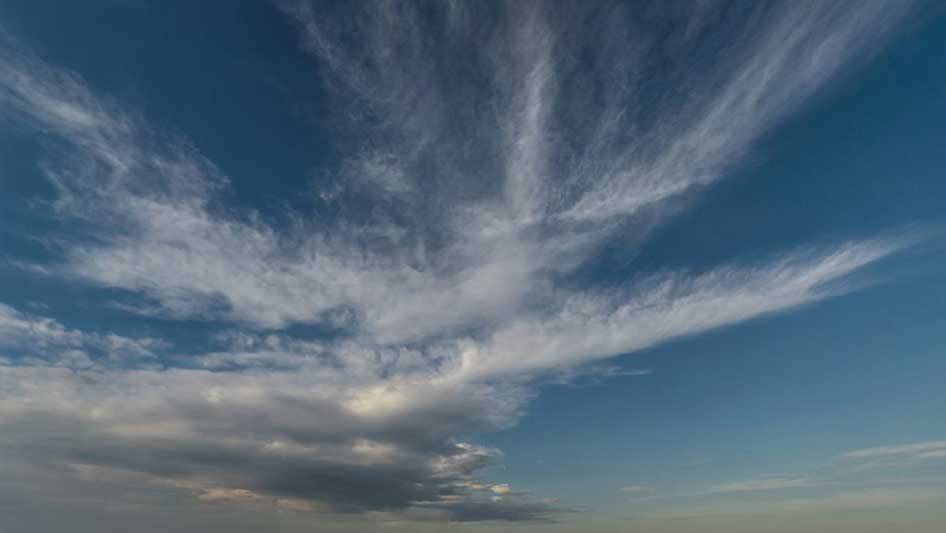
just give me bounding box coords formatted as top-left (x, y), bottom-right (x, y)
top-left (0, 303), bottom-right (165, 369)
top-left (840, 441), bottom-right (946, 471)
top-left (624, 440), bottom-right (946, 518)
top-left (649, 488), bottom-right (946, 519)
top-left (705, 477), bottom-right (819, 495)
top-left (0, 0), bottom-right (923, 523)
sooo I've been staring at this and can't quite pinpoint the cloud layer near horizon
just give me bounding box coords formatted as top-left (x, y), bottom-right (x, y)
top-left (0, 0), bottom-right (921, 523)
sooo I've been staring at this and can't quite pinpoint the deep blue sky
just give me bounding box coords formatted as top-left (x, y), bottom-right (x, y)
top-left (1, 2), bottom-right (945, 532)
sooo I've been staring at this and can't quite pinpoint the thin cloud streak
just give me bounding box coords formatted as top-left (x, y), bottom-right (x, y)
top-left (647, 488), bottom-right (946, 519)
top-left (838, 441), bottom-right (946, 472)
top-left (705, 477), bottom-right (818, 495)
top-left (842, 441), bottom-right (946, 460)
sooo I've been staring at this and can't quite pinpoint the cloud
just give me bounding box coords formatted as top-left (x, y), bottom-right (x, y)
top-left (446, 238), bottom-right (909, 381)
top-left (562, 1), bottom-right (916, 223)
top-left (706, 477), bottom-right (818, 494)
top-left (653, 488), bottom-right (946, 518)
top-left (839, 441), bottom-right (946, 472)
top-left (2, 2), bottom-right (916, 347)
top-left (0, 0), bottom-right (923, 524)
top-left (842, 441), bottom-right (946, 460)
top-left (489, 483), bottom-right (512, 495)
top-left (0, 303), bottom-right (166, 369)
top-left (0, 364), bottom-right (533, 517)
top-left (624, 441), bottom-right (946, 519)
top-left (621, 485), bottom-right (653, 493)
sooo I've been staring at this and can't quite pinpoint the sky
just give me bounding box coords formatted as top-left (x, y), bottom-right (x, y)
top-left (1, 1), bottom-right (945, 532)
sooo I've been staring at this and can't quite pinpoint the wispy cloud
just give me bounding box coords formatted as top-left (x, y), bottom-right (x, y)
top-left (0, 303), bottom-right (165, 369)
top-left (0, 0), bottom-right (923, 523)
top-left (839, 441), bottom-right (946, 471)
top-left (564, 1), bottom-right (915, 222)
top-left (705, 477), bottom-right (819, 495)
top-left (628, 441), bottom-right (946, 516)
top-left (653, 488), bottom-right (946, 518)
top-left (842, 441), bottom-right (946, 460)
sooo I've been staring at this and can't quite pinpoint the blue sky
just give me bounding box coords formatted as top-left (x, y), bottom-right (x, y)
top-left (1, 1), bottom-right (945, 532)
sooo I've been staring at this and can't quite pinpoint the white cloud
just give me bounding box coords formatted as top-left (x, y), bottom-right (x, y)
top-left (706, 477), bottom-right (818, 495)
top-left (449, 238), bottom-right (908, 381)
top-left (0, 0), bottom-right (924, 524)
top-left (1, 2), bottom-right (916, 354)
top-left (842, 441), bottom-right (946, 460)
top-left (0, 303), bottom-right (165, 368)
top-left (839, 441), bottom-right (946, 472)
top-left (490, 483), bottom-right (512, 495)
top-left (563, 2), bottom-right (914, 223)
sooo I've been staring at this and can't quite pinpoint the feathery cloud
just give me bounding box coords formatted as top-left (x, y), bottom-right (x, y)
top-left (0, 0), bottom-right (922, 522)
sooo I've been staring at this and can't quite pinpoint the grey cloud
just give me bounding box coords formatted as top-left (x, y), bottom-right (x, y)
top-left (415, 498), bottom-right (568, 523)
top-left (0, 365), bottom-right (535, 520)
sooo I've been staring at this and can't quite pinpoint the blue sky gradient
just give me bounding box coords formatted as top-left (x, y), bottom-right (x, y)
top-left (1, 2), bottom-right (945, 532)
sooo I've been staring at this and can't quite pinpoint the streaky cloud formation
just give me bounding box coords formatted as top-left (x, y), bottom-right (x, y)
top-left (650, 488), bottom-right (946, 519)
top-left (842, 441), bottom-right (946, 460)
top-left (622, 442), bottom-right (946, 521)
top-left (0, 0), bottom-right (925, 523)
top-left (705, 477), bottom-right (819, 495)
top-left (0, 303), bottom-right (165, 369)
top-left (840, 441), bottom-right (946, 471)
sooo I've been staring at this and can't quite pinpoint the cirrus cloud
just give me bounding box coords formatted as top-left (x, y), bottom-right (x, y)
top-left (0, 0), bottom-right (924, 524)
